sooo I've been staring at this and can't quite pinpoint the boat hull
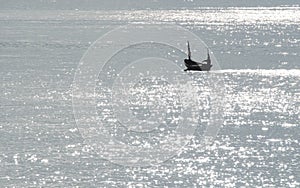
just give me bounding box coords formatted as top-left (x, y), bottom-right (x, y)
top-left (184, 59), bottom-right (212, 71)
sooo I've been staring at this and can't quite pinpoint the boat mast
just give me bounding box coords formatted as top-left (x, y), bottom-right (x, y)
top-left (207, 48), bottom-right (211, 64)
top-left (187, 41), bottom-right (191, 60)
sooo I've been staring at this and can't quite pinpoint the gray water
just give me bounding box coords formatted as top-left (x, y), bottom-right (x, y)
top-left (1, 6), bottom-right (300, 187)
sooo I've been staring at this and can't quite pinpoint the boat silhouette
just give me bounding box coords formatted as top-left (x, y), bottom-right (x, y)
top-left (184, 41), bottom-right (212, 71)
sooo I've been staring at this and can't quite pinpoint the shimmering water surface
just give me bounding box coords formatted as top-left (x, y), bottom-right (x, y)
top-left (1, 7), bottom-right (299, 187)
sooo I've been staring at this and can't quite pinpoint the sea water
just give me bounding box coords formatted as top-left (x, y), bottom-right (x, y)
top-left (0, 6), bottom-right (299, 187)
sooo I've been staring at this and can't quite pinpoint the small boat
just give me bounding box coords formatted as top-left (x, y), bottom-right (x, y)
top-left (184, 41), bottom-right (212, 71)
